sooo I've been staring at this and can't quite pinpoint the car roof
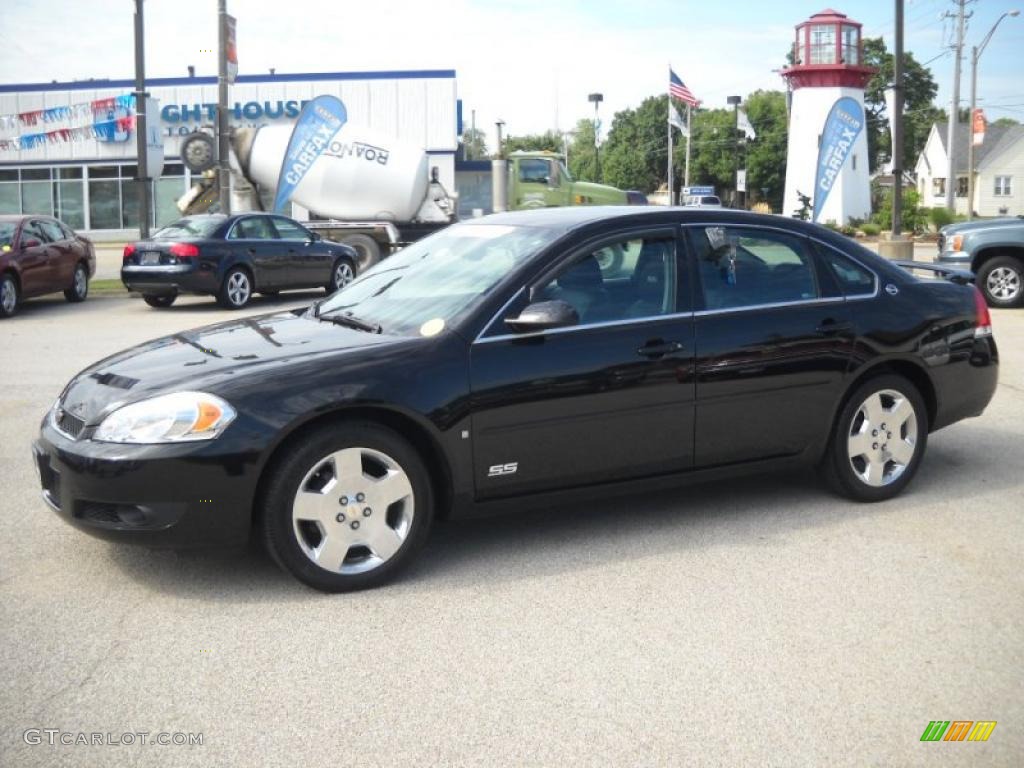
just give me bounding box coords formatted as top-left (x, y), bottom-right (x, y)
top-left (468, 205), bottom-right (778, 232)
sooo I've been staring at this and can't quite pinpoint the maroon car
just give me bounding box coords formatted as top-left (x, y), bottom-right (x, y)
top-left (0, 215), bottom-right (95, 318)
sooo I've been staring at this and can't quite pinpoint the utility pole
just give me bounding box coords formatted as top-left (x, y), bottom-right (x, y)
top-left (588, 93), bottom-right (603, 182)
top-left (892, 0), bottom-right (905, 237)
top-left (727, 95), bottom-right (741, 208)
top-left (133, 0), bottom-right (151, 238)
top-left (492, 120), bottom-right (507, 213)
top-left (217, 0), bottom-right (231, 214)
top-left (943, 0), bottom-right (968, 213)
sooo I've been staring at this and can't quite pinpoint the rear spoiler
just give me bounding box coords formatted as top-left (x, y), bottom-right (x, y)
top-left (891, 260), bottom-right (974, 286)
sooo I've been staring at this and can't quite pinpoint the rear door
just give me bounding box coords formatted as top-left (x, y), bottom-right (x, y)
top-left (688, 223), bottom-right (855, 466)
top-left (469, 226), bottom-right (696, 499)
top-left (227, 216), bottom-right (287, 289)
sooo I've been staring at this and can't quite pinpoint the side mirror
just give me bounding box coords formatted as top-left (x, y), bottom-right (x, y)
top-left (309, 232), bottom-right (321, 242)
top-left (505, 300), bottom-right (579, 334)
top-left (23, 238), bottom-right (41, 248)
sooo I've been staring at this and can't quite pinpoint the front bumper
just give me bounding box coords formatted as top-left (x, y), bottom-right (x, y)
top-left (937, 252), bottom-right (971, 265)
top-left (33, 417), bottom-right (259, 549)
top-left (121, 264), bottom-right (220, 296)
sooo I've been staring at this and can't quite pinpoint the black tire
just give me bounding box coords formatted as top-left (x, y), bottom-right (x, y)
top-left (63, 262), bottom-right (89, 303)
top-left (261, 421), bottom-right (434, 592)
top-left (977, 255), bottom-right (1024, 309)
top-left (0, 273), bottom-right (18, 318)
top-left (143, 293), bottom-right (177, 308)
top-left (217, 266), bottom-right (253, 309)
top-left (327, 256), bottom-right (357, 294)
top-left (823, 374), bottom-right (929, 502)
top-left (341, 234), bottom-right (381, 272)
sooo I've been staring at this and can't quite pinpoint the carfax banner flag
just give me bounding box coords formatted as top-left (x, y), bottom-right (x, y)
top-left (812, 96), bottom-right (864, 222)
top-left (273, 95), bottom-right (347, 213)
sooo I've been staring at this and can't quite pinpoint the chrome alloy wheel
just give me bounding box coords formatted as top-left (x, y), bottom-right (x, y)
top-left (333, 261), bottom-right (355, 290)
top-left (986, 266), bottom-right (1021, 302)
top-left (226, 271), bottom-right (251, 306)
top-left (847, 389), bottom-right (918, 487)
top-left (291, 447), bottom-right (415, 575)
top-left (0, 278), bottom-right (15, 315)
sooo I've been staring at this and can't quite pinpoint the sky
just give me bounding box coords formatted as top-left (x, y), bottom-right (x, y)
top-left (2, 0), bottom-right (1022, 150)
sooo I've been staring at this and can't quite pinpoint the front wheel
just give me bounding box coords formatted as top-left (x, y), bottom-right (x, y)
top-left (977, 255), bottom-right (1024, 308)
top-left (823, 374), bottom-right (928, 502)
top-left (64, 263), bottom-right (89, 302)
top-left (217, 267), bottom-right (253, 309)
top-left (327, 257), bottom-right (356, 294)
top-left (143, 293), bottom-right (177, 308)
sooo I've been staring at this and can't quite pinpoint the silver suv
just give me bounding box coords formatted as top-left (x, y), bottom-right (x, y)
top-left (938, 217), bottom-right (1024, 308)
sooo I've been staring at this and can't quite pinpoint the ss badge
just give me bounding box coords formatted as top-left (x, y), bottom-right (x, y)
top-left (487, 462), bottom-right (518, 478)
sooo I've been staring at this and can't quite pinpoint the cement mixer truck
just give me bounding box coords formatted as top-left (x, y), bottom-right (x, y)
top-left (177, 124), bottom-right (629, 270)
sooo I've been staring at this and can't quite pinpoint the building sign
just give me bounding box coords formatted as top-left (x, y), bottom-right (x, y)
top-left (812, 96), bottom-right (864, 222)
top-left (160, 100), bottom-right (310, 136)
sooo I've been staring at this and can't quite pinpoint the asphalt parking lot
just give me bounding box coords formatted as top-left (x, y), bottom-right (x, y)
top-left (1, 288), bottom-right (1022, 767)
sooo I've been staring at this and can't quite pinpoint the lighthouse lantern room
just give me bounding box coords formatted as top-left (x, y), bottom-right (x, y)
top-left (782, 9), bottom-right (875, 225)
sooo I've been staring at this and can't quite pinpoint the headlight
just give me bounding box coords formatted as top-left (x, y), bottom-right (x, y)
top-left (93, 391), bottom-right (236, 444)
top-left (950, 234), bottom-right (964, 252)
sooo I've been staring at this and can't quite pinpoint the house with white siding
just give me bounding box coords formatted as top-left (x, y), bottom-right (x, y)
top-left (914, 121), bottom-right (1023, 217)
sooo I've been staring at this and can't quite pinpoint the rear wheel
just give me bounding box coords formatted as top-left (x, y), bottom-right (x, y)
top-left (977, 255), bottom-right (1024, 308)
top-left (341, 234), bottom-right (381, 272)
top-left (217, 267), bottom-right (253, 309)
top-left (0, 273), bottom-right (18, 318)
top-left (64, 263), bottom-right (89, 302)
top-left (824, 374), bottom-right (928, 502)
top-left (262, 422), bottom-right (433, 592)
top-left (143, 293), bottom-right (177, 308)
top-left (327, 256), bottom-right (356, 293)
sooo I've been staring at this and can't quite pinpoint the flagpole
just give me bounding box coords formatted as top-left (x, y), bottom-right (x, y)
top-left (684, 103), bottom-right (692, 189)
top-left (667, 102), bottom-right (673, 205)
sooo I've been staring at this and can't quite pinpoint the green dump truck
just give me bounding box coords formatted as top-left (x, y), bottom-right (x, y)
top-left (505, 151), bottom-right (628, 209)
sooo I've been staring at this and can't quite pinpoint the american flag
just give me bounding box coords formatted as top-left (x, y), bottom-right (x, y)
top-left (669, 68), bottom-right (699, 107)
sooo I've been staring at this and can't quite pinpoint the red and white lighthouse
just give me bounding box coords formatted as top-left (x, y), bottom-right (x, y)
top-left (782, 9), bottom-right (875, 224)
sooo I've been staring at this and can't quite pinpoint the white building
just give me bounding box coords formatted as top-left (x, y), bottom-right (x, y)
top-left (914, 121), bottom-right (1023, 217)
top-left (781, 9), bottom-right (874, 225)
top-left (0, 69), bottom-right (459, 236)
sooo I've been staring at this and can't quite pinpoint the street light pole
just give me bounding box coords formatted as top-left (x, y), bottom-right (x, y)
top-left (967, 10), bottom-right (1019, 220)
top-left (588, 93), bottom-right (603, 182)
top-left (217, 0), bottom-right (231, 214)
top-left (892, 0), bottom-right (905, 237)
top-left (133, 0), bottom-right (151, 238)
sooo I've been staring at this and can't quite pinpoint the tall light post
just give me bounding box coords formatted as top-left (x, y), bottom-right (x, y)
top-left (967, 9), bottom-right (1019, 220)
top-left (133, 0), bottom-right (151, 238)
top-left (891, 0), bottom-right (905, 238)
top-left (217, 0), bottom-right (231, 214)
top-left (588, 92), bottom-right (603, 182)
top-left (492, 119), bottom-right (507, 213)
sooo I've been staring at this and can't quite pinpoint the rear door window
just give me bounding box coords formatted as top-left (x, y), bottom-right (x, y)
top-left (692, 226), bottom-right (819, 311)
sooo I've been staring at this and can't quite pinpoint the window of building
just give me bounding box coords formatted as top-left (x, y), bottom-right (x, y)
top-left (932, 178), bottom-right (946, 197)
top-left (694, 227), bottom-right (818, 310)
top-left (956, 176), bottom-right (968, 198)
top-left (841, 25), bottom-right (859, 64)
top-left (994, 176), bottom-right (1012, 196)
top-left (809, 24), bottom-right (837, 64)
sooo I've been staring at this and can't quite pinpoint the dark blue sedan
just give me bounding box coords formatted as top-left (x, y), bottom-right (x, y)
top-left (121, 213), bottom-right (358, 309)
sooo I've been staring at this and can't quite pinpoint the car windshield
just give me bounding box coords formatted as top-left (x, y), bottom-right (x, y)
top-left (316, 223), bottom-right (553, 336)
top-left (0, 222), bottom-right (15, 248)
top-left (152, 217), bottom-right (223, 239)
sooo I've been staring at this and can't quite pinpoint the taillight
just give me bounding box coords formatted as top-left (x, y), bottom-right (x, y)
top-left (974, 286), bottom-right (992, 338)
top-left (169, 243), bottom-right (199, 260)
top-left (122, 244), bottom-right (136, 263)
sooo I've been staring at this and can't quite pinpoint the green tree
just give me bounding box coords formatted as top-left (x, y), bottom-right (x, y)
top-left (992, 117), bottom-right (1021, 128)
top-left (460, 127), bottom-right (488, 160)
top-left (862, 36), bottom-right (940, 173)
top-left (689, 108), bottom-right (736, 197)
top-left (567, 119), bottom-right (599, 182)
top-left (742, 90), bottom-right (789, 211)
top-left (601, 95), bottom-right (673, 193)
top-left (504, 130), bottom-right (563, 155)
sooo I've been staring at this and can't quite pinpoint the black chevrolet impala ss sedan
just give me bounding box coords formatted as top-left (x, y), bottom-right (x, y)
top-left (35, 208), bottom-right (998, 591)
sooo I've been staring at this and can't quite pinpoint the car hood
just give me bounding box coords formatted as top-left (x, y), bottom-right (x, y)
top-left (942, 217), bottom-right (1023, 235)
top-left (57, 310), bottom-right (413, 425)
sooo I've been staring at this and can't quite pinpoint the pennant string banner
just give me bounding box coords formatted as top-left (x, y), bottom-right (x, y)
top-left (0, 94), bottom-right (136, 150)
